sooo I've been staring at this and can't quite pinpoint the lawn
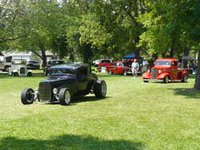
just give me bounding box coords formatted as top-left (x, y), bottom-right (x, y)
top-left (0, 72), bottom-right (200, 150)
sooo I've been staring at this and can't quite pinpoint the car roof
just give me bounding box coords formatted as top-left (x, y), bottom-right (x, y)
top-left (50, 63), bottom-right (89, 70)
top-left (49, 59), bottom-right (64, 62)
top-left (156, 58), bottom-right (177, 62)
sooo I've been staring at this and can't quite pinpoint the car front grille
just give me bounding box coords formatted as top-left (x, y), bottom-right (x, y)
top-left (151, 68), bottom-right (157, 79)
top-left (20, 67), bottom-right (26, 74)
top-left (39, 82), bottom-right (52, 101)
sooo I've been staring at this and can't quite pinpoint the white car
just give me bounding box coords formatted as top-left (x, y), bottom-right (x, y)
top-left (8, 59), bottom-right (32, 76)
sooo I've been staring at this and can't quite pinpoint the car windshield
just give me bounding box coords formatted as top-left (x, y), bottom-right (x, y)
top-left (12, 60), bottom-right (26, 65)
top-left (49, 68), bottom-right (74, 76)
top-left (154, 61), bottom-right (171, 66)
top-left (101, 60), bottom-right (111, 63)
top-left (50, 60), bottom-right (65, 65)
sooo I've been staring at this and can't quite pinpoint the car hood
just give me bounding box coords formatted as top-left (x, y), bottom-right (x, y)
top-left (42, 75), bottom-right (76, 83)
top-left (152, 66), bottom-right (170, 70)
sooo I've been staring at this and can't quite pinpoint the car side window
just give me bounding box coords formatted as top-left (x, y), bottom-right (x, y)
top-left (172, 61), bottom-right (178, 66)
top-left (77, 67), bottom-right (88, 79)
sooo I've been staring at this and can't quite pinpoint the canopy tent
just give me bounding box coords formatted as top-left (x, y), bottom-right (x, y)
top-left (182, 56), bottom-right (197, 61)
top-left (122, 53), bottom-right (143, 60)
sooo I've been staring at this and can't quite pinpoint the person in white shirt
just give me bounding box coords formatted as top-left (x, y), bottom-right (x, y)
top-left (131, 59), bottom-right (139, 77)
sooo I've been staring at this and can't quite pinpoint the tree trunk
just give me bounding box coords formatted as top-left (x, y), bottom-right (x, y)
top-left (82, 44), bottom-right (92, 63)
top-left (39, 43), bottom-right (47, 69)
top-left (170, 38), bottom-right (176, 58)
top-left (194, 50), bottom-right (200, 91)
top-left (183, 47), bottom-right (190, 68)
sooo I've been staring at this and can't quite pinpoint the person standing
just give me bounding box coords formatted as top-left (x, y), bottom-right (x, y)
top-left (131, 59), bottom-right (139, 77)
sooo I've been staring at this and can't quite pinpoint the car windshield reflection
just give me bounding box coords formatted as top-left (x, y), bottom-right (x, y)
top-left (49, 68), bottom-right (75, 76)
top-left (154, 61), bottom-right (171, 66)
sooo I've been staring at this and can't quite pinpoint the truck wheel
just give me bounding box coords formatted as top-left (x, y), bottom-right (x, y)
top-left (21, 88), bottom-right (34, 105)
top-left (59, 88), bottom-right (71, 105)
top-left (181, 75), bottom-right (188, 82)
top-left (93, 80), bottom-right (107, 98)
top-left (164, 76), bottom-right (169, 83)
top-left (27, 72), bottom-right (32, 76)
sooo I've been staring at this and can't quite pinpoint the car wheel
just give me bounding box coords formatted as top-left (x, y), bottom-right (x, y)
top-left (13, 72), bottom-right (19, 76)
top-left (21, 88), bottom-right (34, 105)
top-left (93, 80), bottom-right (107, 98)
top-left (164, 76), bottom-right (169, 83)
top-left (59, 88), bottom-right (71, 105)
top-left (123, 71), bottom-right (127, 76)
top-left (181, 75), bottom-right (188, 82)
top-left (143, 80), bottom-right (149, 83)
top-left (4, 66), bottom-right (9, 72)
top-left (27, 72), bottom-right (32, 77)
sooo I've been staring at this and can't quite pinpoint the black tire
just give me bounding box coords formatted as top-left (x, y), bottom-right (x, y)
top-left (143, 80), bottom-right (149, 83)
top-left (21, 88), bottom-right (34, 105)
top-left (13, 72), bottom-right (19, 76)
top-left (93, 80), bottom-right (107, 98)
top-left (4, 66), bottom-right (9, 72)
top-left (59, 88), bottom-right (71, 105)
top-left (27, 72), bottom-right (32, 77)
top-left (164, 76), bottom-right (169, 83)
top-left (181, 75), bottom-right (188, 82)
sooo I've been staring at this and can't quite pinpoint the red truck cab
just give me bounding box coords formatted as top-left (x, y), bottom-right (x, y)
top-left (97, 59), bottom-right (113, 72)
top-left (142, 58), bottom-right (189, 83)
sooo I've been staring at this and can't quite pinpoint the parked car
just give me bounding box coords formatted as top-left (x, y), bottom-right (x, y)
top-left (44, 59), bottom-right (65, 75)
top-left (97, 59), bottom-right (113, 72)
top-left (93, 59), bottom-right (101, 67)
top-left (26, 60), bottom-right (40, 69)
top-left (21, 64), bottom-right (107, 105)
top-left (107, 61), bottom-right (131, 75)
top-left (8, 59), bottom-right (32, 76)
top-left (142, 58), bottom-right (189, 83)
top-left (0, 60), bottom-right (11, 72)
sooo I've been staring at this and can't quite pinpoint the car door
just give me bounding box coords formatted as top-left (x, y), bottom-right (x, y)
top-left (171, 61), bottom-right (178, 80)
top-left (77, 67), bottom-right (88, 91)
top-left (0, 61), bottom-right (3, 70)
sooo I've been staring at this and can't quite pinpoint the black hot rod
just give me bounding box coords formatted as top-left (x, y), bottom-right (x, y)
top-left (21, 64), bottom-right (107, 105)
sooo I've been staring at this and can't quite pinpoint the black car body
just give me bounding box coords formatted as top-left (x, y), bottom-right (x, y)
top-left (26, 61), bottom-right (40, 69)
top-left (21, 64), bottom-right (107, 105)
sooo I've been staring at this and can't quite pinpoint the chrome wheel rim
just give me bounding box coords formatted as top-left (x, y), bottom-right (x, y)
top-left (101, 82), bottom-right (107, 96)
top-left (64, 91), bottom-right (71, 104)
top-left (184, 75), bottom-right (187, 82)
top-left (166, 76), bottom-right (169, 83)
top-left (26, 90), bottom-right (34, 103)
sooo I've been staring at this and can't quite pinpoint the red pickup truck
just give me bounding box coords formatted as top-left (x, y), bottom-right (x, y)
top-left (142, 58), bottom-right (189, 83)
top-left (97, 59), bottom-right (112, 72)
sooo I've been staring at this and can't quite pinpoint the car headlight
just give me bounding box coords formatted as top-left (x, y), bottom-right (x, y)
top-left (158, 70), bottom-right (162, 74)
top-left (53, 88), bottom-right (58, 94)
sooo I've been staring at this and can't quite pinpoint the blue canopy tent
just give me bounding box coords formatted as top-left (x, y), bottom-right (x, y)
top-left (123, 53), bottom-right (143, 61)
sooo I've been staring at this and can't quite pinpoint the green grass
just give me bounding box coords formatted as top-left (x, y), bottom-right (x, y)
top-left (0, 72), bottom-right (200, 150)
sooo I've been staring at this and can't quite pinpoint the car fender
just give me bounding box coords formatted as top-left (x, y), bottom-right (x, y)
top-left (142, 72), bottom-right (150, 79)
top-left (157, 73), bottom-right (170, 79)
top-left (12, 69), bottom-right (18, 73)
top-left (27, 69), bottom-right (32, 73)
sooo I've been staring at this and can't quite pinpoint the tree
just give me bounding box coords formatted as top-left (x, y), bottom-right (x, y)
top-left (0, 0), bottom-right (29, 50)
top-left (14, 0), bottom-right (68, 67)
